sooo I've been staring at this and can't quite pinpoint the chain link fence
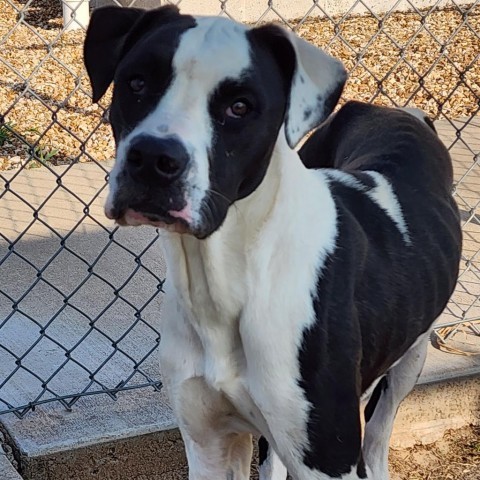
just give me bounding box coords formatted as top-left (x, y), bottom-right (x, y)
top-left (0, 0), bottom-right (479, 418)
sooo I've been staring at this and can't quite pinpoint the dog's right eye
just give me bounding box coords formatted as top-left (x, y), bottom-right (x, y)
top-left (226, 99), bottom-right (251, 119)
top-left (129, 76), bottom-right (146, 94)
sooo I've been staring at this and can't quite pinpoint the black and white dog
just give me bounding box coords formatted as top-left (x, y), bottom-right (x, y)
top-left (84, 6), bottom-right (462, 480)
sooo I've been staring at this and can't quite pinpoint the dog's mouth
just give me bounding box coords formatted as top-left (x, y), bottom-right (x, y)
top-left (106, 203), bottom-right (193, 235)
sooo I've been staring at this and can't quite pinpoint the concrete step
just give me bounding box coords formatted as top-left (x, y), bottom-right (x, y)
top-left (0, 445), bottom-right (22, 480)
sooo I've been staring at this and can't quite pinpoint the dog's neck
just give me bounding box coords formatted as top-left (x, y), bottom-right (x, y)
top-left (161, 130), bottom-right (332, 321)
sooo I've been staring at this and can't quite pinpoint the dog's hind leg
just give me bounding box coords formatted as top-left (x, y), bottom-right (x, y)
top-left (258, 437), bottom-right (288, 480)
top-left (362, 330), bottom-right (430, 479)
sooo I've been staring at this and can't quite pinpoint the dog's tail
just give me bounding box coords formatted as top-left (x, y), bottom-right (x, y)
top-left (400, 107), bottom-right (437, 134)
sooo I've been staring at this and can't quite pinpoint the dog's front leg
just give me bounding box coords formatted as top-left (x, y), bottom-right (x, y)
top-left (173, 376), bottom-right (253, 480)
top-left (159, 306), bottom-right (253, 480)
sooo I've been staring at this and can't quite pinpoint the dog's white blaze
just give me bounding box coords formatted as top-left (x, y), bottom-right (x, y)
top-left (323, 169), bottom-right (410, 245)
top-left (108, 17), bottom-right (252, 226)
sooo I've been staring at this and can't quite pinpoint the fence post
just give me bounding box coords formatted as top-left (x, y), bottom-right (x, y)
top-left (62, 0), bottom-right (90, 31)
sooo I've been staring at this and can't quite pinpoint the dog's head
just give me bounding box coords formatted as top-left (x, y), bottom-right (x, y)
top-left (84, 6), bottom-right (346, 238)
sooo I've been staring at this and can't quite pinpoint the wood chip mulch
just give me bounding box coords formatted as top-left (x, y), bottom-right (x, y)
top-left (0, 1), bottom-right (478, 170)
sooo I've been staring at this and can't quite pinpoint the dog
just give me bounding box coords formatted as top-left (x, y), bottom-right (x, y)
top-left (84, 6), bottom-right (462, 479)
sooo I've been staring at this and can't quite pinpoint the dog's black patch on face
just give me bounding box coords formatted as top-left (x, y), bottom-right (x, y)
top-left (194, 28), bottom-right (295, 236)
top-left (84, 6), bottom-right (192, 104)
top-left (110, 15), bottom-right (196, 141)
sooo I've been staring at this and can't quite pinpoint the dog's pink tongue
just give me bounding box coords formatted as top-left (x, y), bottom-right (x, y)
top-left (128, 210), bottom-right (148, 221)
top-left (169, 202), bottom-right (192, 223)
top-left (122, 209), bottom-right (151, 226)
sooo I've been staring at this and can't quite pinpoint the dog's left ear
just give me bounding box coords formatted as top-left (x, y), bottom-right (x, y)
top-left (250, 25), bottom-right (347, 148)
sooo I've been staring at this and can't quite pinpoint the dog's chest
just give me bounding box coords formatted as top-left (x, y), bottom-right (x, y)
top-left (164, 233), bottom-right (248, 388)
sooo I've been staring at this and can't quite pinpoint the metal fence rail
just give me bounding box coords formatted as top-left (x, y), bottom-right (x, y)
top-left (0, 0), bottom-right (479, 418)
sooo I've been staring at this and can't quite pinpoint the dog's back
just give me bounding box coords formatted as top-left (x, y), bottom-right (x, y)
top-left (299, 101), bottom-right (461, 390)
top-left (300, 101), bottom-right (448, 182)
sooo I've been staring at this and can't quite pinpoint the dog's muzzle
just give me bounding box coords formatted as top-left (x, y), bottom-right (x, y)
top-left (106, 134), bottom-right (194, 234)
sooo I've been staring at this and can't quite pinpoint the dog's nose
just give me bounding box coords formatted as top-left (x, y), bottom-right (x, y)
top-left (126, 135), bottom-right (189, 185)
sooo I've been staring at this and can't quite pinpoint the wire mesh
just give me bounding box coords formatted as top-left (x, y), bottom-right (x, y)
top-left (0, 0), bottom-right (479, 418)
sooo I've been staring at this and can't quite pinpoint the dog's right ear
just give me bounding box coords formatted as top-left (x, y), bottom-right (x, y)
top-left (84, 5), bottom-right (180, 103)
top-left (249, 24), bottom-right (346, 148)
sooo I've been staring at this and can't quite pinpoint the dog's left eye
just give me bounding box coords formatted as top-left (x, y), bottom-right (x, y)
top-left (129, 76), bottom-right (145, 93)
top-left (226, 100), bottom-right (250, 119)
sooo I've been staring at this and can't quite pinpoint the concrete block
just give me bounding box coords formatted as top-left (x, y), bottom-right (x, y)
top-left (19, 429), bottom-right (186, 480)
top-left (0, 449), bottom-right (21, 480)
top-left (91, 0), bottom-right (161, 9)
top-left (391, 375), bottom-right (480, 449)
top-left (6, 373), bottom-right (479, 479)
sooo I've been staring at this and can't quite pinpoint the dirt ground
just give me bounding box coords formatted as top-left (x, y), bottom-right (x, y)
top-left (389, 425), bottom-right (480, 480)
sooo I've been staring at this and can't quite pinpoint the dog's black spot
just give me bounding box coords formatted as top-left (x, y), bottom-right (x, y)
top-left (303, 108), bottom-right (312, 121)
top-left (364, 376), bottom-right (388, 423)
top-left (258, 436), bottom-right (269, 466)
top-left (357, 452), bottom-right (368, 479)
top-left (357, 462), bottom-right (367, 478)
top-left (84, 6), bottom-right (194, 104)
top-left (298, 253), bottom-right (364, 477)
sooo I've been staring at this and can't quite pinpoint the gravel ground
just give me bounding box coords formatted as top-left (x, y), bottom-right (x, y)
top-left (0, 2), bottom-right (478, 170)
top-left (389, 425), bottom-right (480, 480)
top-left (253, 426), bottom-right (480, 480)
